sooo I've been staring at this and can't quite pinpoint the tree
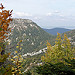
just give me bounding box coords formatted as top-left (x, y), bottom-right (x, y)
top-left (0, 3), bottom-right (13, 75)
top-left (62, 34), bottom-right (73, 59)
top-left (41, 33), bottom-right (74, 64)
top-left (10, 40), bottom-right (23, 75)
top-left (36, 59), bottom-right (75, 75)
top-left (36, 33), bottom-right (75, 75)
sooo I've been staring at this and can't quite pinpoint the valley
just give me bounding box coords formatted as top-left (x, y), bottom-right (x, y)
top-left (7, 18), bottom-right (75, 75)
top-left (0, 2), bottom-right (75, 75)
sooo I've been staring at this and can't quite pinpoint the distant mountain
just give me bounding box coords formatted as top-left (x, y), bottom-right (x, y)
top-left (7, 18), bottom-right (55, 54)
top-left (43, 28), bottom-right (71, 35)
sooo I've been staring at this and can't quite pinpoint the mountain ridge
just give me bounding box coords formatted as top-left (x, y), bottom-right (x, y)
top-left (7, 18), bottom-right (55, 54)
top-left (43, 27), bottom-right (71, 35)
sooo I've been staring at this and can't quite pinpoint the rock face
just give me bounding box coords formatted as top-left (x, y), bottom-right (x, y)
top-left (8, 18), bottom-right (55, 54)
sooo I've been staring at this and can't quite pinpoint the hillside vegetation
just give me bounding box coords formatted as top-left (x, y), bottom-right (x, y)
top-left (8, 19), bottom-right (55, 54)
top-left (62, 29), bottom-right (75, 46)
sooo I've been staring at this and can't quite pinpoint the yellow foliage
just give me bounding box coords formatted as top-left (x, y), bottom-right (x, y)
top-left (41, 33), bottom-right (74, 64)
top-left (20, 40), bottom-right (22, 42)
top-left (20, 47), bottom-right (22, 50)
top-left (19, 55), bottom-right (21, 57)
top-left (12, 67), bottom-right (15, 70)
top-left (11, 59), bottom-right (14, 61)
top-left (15, 51), bottom-right (18, 53)
top-left (13, 55), bottom-right (18, 58)
top-left (16, 46), bottom-right (19, 48)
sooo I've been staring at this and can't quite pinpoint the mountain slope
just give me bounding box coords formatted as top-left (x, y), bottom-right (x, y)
top-left (8, 19), bottom-right (55, 54)
top-left (43, 28), bottom-right (71, 35)
top-left (61, 29), bottom-right (75, 46)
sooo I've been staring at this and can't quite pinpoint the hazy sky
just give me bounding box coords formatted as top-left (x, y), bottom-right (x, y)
top-left (0, 0), bottom-right (75, 29)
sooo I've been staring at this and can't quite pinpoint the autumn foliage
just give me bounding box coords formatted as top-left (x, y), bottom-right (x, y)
top-left (41, 33), bottom-right (74, 64)
top-left (36, 33), bottom-right (75, 75)
top-left (0, 3), bottom-right (13, 75)
top-left (0, 3), bottom-right (12, 41)
top-left (0, 4), bottom-right (23, 75)
top-left (0, 3), bottom-right (13, 60)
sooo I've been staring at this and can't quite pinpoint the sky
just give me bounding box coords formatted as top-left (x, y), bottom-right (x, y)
top-left (0, 0), bottom-right (75, 29)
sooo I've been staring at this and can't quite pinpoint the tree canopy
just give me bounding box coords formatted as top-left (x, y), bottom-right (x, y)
top-left (41, 33), bottom-right (74, 64)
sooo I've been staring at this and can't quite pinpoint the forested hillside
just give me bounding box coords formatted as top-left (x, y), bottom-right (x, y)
top-left (8, 19), bottom-right (55, 54)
